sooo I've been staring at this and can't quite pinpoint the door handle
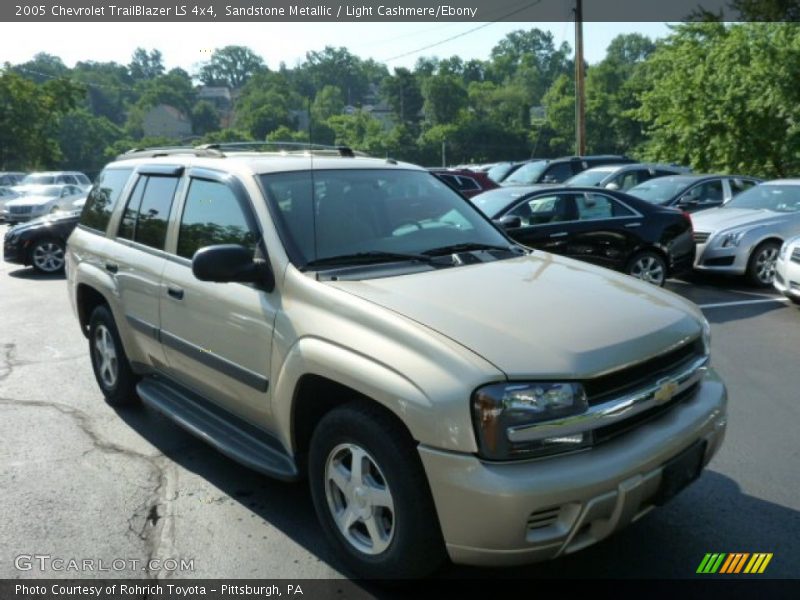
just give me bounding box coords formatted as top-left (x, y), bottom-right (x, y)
top-left (625, 222), bottom-right (642, 228)
top-left (549, 232), bottom-right (568, 238)
top-left (105, 262), bottom-right (118, 274)
top-left (167, 286), bottom-right (184, 300)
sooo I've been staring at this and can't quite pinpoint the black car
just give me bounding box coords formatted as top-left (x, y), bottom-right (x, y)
top-left (3, 211), bottom-right (80, 273)
top-left (501, 155), bottom-right (636, 187)
top-left (627, 174), bottom-right (762, 212)
top-left (471, 186), bottom-right (695, 286)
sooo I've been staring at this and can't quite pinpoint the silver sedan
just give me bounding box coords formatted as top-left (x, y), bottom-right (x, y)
top-left (691, 180), bottom-right (800, 286)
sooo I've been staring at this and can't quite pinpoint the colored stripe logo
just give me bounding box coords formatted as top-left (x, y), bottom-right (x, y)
top-left (697, 553), bottom-right (773, 574)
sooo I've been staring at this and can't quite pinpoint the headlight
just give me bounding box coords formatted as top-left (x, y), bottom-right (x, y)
top-left (718, 230), bottom-right (748, 248)
top-left (701, 317), bottom-right (712, 356)
top-left (471, 382), bottom-right (590, 460)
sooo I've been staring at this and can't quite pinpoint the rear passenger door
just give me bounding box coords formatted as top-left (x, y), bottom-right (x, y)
top-left (110, 166), bottom-right (183, 368)
top-left (566, 192), bottom-right (641, 270)
top-left (159, 170), bottom-right (275, 424)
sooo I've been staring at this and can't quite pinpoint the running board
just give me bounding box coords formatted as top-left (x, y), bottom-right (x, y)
top-left (137, 377), bottom-right (299, 481)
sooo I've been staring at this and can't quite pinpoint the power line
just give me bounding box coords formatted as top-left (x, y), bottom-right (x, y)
top-left (382, 0), bottom-right (545, 63)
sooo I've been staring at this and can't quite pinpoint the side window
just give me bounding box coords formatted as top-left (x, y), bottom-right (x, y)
top-left (690, 180), bottom-right (725, 204)
top-left (509, 194), bottom-right (573, 226)
top-left (730, 178), bottom-right (757, 196)
top-left (541, 162), bottom-right (573, 183)
top-left (455, 176), bottom-right (480, 192)
top-left (63, 175), bottom-right (78, 185)
top-left (616, 171), bottom-right (641, 191)
top-left (116, 175), bottom-right (179, 250)
top-left (80, 168), bottom-right (133, 233)
top-left (177, 178), bottom-right (258, 260)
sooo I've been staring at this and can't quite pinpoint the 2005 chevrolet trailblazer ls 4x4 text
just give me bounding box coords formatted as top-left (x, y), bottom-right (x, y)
top-left (66, 144), bottom-right (727, 578)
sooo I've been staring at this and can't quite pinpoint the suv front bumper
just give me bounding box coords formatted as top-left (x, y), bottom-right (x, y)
top-left (418, 369), bottom-right (727, 567)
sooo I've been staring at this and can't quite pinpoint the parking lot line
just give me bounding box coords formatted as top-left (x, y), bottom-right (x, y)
top-left (698, 297), bottom-right (790, 309)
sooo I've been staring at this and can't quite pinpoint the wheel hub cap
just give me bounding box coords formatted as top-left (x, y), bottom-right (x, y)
top-left (93, 325), bottom-right (118, 388)
top-left (32, 242), bottom-right (65, 272)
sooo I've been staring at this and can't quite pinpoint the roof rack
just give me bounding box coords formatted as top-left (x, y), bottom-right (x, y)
top-left (115, 146), bottom-right (224, 161)
top-left (197, 141), bottom-right (363, 158)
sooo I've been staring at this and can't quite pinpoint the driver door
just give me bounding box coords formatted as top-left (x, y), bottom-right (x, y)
top-left (500, 192), bottom-right (579, 253)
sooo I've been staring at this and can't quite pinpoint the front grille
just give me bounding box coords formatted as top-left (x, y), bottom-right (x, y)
top-left (792, 247), bottom-right (800, 264)
top-left (704, 256), bottom-right (735, 267)
top-left (693, 231), bottom-right (710, 244)
top-left (583, 338), bottom-right (704, 405)
top-left (9, 205), bottom-right (32, 214)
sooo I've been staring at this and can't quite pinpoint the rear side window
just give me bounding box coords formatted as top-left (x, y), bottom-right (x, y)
top-left (117, 175), bottom-right (179, 250)
top-left (730, 178), bottom-right (757, 196)
top-left (541, 162), bottom-right (574, 183)
top-left (176, 179), bottom-right (257, 259)
top-left (80, 168), bottom-right (133, 233)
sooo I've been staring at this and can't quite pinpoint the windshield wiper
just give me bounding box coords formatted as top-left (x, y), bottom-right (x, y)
top-left (304, 251), bottom-right (434, 269)
top-left (422, 242), bottom-right (522, 257)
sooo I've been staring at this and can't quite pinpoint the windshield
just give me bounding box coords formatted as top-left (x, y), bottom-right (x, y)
top-left (725, 184), bottom-right (800, 212)
top-left (502, 161), bottom-right (549, 185)
top-left (627, 177), bottom-right (691, 204)
top-left (565, 169), bottom-right (614, 187)
top-left (487, 163), bottom-right (515, 182)
top-left (260, 169), bottom-right (513, 267)
top-left (21, 174), bottom-right (55, 186)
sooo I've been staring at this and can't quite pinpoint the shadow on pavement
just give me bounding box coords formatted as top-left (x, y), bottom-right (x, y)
top-left (7, 267), bottom-right (65, 280)
top-left (111, 404), bottom-right (800, 580)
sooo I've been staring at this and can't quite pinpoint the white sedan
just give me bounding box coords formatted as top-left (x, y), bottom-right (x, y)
top-left (2, 184), bottom-right (85, 223)
top-left (775, 235), bottom-right (800, 304)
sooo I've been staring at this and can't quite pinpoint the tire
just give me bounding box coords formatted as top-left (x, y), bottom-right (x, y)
top-left (308, 402), bottom-right (447, 578)
top-left (88, 305), bottom-right (140, 406)
top-left (30, 238), bottom-right (66, 274)
top-left (625, 250), bottom-right (667, 286)
top-left (746, 241), bottom-right (780, 287)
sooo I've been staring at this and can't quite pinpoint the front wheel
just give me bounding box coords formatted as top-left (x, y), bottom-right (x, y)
top-left (626, 250), bottom-right (667, 286)
top-left (30, 238), bottom-right (66, 273)
top-left (746, 241), bottom-right (780, 287)
top-left (308, 402), bottom-right (446, 578)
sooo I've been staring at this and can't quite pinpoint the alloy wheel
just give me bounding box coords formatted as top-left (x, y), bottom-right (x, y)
top-left (93, 325), bottom-right (119, 389)
top-left (629, 255), bottom-right (665, 285)
top-left (755, 247), bottom-right (778, 284)
top-left (32, 241), bottom-right (65, 272)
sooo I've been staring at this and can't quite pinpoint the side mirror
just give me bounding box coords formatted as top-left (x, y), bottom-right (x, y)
top-left (192, 244), bottom-right (274, 290)
top-left (495, 215), bottom-right (522, 230)
top-left (605, 182), bottom-right (620, 191)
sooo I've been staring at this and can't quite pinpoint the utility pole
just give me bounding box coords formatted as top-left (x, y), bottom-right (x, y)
top-left (574, 0), bottom-right (586, 156)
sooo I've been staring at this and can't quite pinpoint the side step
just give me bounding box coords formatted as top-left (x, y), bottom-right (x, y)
top-left (137, 377), bottom-right (299, 481)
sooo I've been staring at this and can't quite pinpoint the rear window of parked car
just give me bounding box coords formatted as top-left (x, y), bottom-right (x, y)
top-left (80, 168), bottom-right (133, 233)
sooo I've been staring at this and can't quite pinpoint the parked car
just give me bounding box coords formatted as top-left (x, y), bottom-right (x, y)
top-left (12, 171), bottom-right (92, 195)
top-left (3, 210), bottom-right (79, 273)
top-left (774, 235), bottom-right (800, 304)
top-left (501, 155), bottom-right (636, 187)
top-left (2, 184), bottom-right (86, 222)
top-left (67, 146), bottom-right (725, 578)
top-left (692, 180), bottom-right (800, 286)
top-left (565, 163), bottom-right (691, 191)
top-left (429, 168), bottom-right (498, 198)
top-left (0, 186), bottom-right (21, 220)
top-left (471, 185), bottom-right (694, 286)
top-left (627, 175), bottom-right (762, 212)
top-left (486, 161), bottom-right (525, 183)
top-left (0, 171), bottom-right (26, 187)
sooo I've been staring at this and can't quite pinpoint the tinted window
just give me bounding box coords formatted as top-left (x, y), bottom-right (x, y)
top-left (578, 193), bottom-right (635, 220)
top-left (542, 162), bottom-right (574, 183)
top-left (686, 180), bottom-right (724, 204)
top-left (80, 168), bottom-right (133, 232)
top-left (509, 194), bottom-right (575, 226)
top-left (116, 175), bottom-right (178, 249)
top-left (177, 179), bottom-right (257, 259)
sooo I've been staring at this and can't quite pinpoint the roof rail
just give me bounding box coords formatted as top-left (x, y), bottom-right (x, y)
top-left (197, 141), bottom-right (363, 157)
top-left (115, 146), bottom-right (224, 161)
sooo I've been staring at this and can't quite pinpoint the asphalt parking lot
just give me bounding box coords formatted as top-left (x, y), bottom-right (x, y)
top-left (1, 221), bottom-right (798, 581)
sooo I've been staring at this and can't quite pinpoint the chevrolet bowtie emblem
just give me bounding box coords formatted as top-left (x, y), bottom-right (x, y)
top-left (654, 379), bottom-right (679, 405)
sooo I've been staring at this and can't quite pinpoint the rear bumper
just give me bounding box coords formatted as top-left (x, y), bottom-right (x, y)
top-left (419, 369), bottom-right (727, 567)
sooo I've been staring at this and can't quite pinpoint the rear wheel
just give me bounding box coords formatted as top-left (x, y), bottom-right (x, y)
top-left (30, 238), bottom-right (66, 273)
top-left (88, 305), bottom-right (139, 406)
top-left (746, 241), bottom-right (780, 287)
top-left (626, 250), bottom-right (667, 286)
top-left (308, 402), bottom-right (446, 578)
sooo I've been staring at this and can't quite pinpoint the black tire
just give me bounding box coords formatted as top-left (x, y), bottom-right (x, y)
top-left (625, 250), bottom-right (668, 286)
top-left (29, 238), bottom-right (66, 274)
top-left (88, 305), bottom-right (139, 406)
top-left (308, 401), bottom-right (447, 578)
top-left (746, 241), bottom-right (781, 287)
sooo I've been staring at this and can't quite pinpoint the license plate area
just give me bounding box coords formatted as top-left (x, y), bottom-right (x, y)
top-left (653, 440), bottom-right (706, 505)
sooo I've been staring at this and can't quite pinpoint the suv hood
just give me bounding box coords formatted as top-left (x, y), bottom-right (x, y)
top-left (328, 254), bottom-right (703, 379)
top-left (692, 207), bottom-right (784, 232)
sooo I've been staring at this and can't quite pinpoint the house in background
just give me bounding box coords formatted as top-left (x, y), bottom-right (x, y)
top-left (197, 86), bottom-right (234, 128)
top-left (142, 104), bottom-right (192, 139)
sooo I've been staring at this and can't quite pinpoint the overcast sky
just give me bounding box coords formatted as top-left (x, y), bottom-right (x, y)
top-left (1, 22), bottom-right (671, 73)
